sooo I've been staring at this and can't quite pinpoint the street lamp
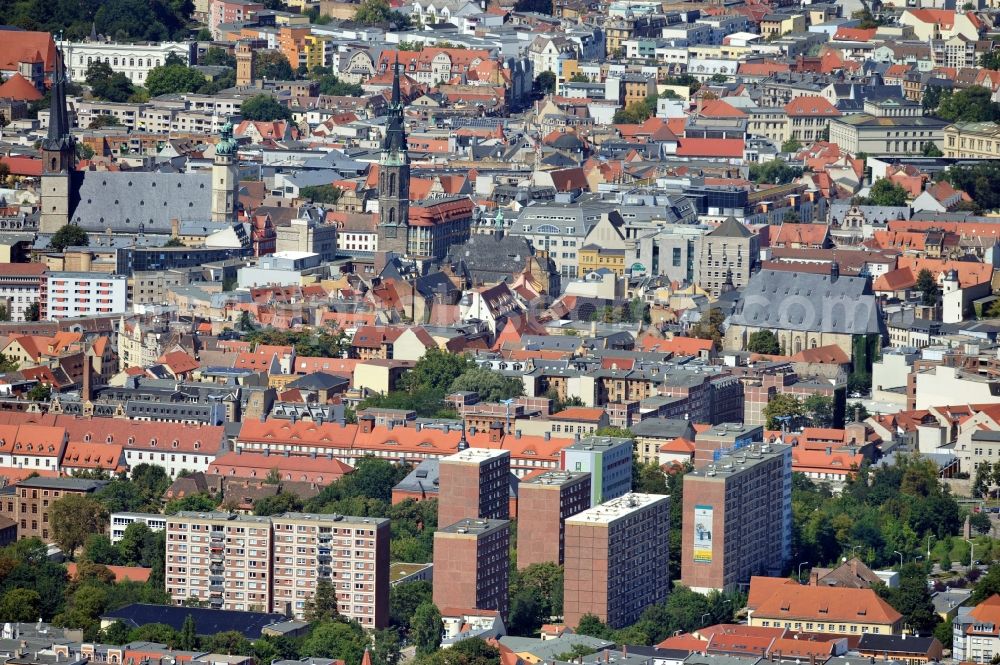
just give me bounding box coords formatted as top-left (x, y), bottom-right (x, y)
top-left (927, 534), bottom-right (933, 559)
top-left (798, 561), bottom-right (810, 583)
top-left (701, 613), bottom-right (711, 627)
top-left (966, 539), bottom-right (976, 569)
top-left (893, 550), bottom-right (903, 568)
top-left (914, 555), bottom-right (924, 565)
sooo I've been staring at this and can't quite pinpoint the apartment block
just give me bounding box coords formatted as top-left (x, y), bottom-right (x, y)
top-left (271, 513), bottom-right (389, 627)
top-left (0, 263), bottom-right (45, 322)
top-left (432, 518), bottom-right (510, 620)
top-left (564, 493), bottom-right (670, 630)
top-left (1, 477), bottom-right (106, 543)
top-left (166, 512), bottom-right (274, 613)
top-left (681, 443), bottom-right (792, 593)
top-left (110, 512), bottom-right (167, 543)
top-left (41, 272), bottom-right (127, 320)
top-left (561, 436), bottom-right (633, 506)
top-left (165, 511), bottom-right (390, 626)
top-left (517, 471), bottom-right (591, 569)
top-left (438, 448), bottom-right (511, 527)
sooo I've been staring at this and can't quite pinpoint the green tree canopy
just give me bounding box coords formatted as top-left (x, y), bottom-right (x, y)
top-left (50, 495), bottom-right (108, 558)
top-left (857, 178), bottom-right (909, 207)
top-left (535, 71), bottom-right (556, 94)
top-left (746, 329), bottom-right (780, 355)
top-left (747, 160), bottom-right (802, 185)
top-left (448, 367), bottom-right (524, 402)
top-left (935, 86), bottom-right (1000, 123)
top-left (49, 224), bottom-right (89, 252)
top-left (412, 602), bottom-right (443, 656)
top-left (145, 64), bottom-right (206, 97)
top-left (240, 94), bottom-right (292, 121)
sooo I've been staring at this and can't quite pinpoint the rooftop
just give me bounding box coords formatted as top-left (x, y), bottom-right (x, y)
top-left (565, 492), bottom-right (670, 525)
top-left (521, 470), bottom-right (590, 487)
top-left (564, 435), bottom-right (633, 452)
top-left (437, 518), bottom-right (509, 536)
top-left (688, 443), bottom-right (790, 479)
top-left (441, 447), bottom-right (511, 464)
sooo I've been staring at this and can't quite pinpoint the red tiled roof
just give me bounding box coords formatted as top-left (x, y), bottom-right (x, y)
top-left (0, 73), bottom-right (42, 101)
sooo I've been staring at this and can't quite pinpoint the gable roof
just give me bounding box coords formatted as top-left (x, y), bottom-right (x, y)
top-left (709, 216), bottom-right (753, 238)
top-left (750, 577), bottom-right (902, 624)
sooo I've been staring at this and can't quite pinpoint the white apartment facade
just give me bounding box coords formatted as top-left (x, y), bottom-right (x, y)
top-left (41, 272), bottom-right (128, 320)
top-left (110, 512), bottom-right (168, 543)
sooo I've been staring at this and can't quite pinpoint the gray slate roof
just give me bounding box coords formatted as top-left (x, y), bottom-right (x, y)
top-left (729, 269), bottom-right (882, 335)
top-left (71, 171), bottom-right (212, 233)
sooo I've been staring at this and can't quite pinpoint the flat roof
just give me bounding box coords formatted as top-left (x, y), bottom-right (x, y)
top-left (389, 561), bottom-right (433, 583)
top-left (521, 470), bottom-right (590, 487)
top-left (564, 435), bottom-right (633, 452)
top-left (441, 447), bottom-right (510, 464)
top-left (564, 493), bottom-right (669, 526)
top-left (688, 442), bottom-right (790, 479)
top-left (273, 512), bottom-right (389, 526)
top-left (437, 518), bottom-right (509, 536)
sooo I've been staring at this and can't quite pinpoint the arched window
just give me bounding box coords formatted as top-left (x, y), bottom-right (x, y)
top-left (388, 208), bottom-right (395, 225)
top-left (129, 58), bottom-right (134, 67)
top-left (389, 172), bottom-right (396, 196)
top-left (113, 57), bottom-right (118, 66)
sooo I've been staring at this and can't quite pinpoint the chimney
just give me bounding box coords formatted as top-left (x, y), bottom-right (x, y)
top-left (81, 355), bottom-right (92, 403)
top-left (830, 261), bottom-right (839, 282)
top-left (360, 415), bottom-right (374, 434)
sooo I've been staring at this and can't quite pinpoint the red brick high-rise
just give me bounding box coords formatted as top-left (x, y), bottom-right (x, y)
top-left (432, 518), bottom-right (509, 620)
top-left (564, 493), bottom-right (670, 630)
top-left (437, 448), bottom-right (510, 527)
top-left (517, 471), bottom-right (590, 569)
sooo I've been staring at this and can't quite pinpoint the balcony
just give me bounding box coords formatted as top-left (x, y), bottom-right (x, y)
top-left (209, 583), bottom-right (224, 593)
top-left (209, 574), bottom-right (224, 584)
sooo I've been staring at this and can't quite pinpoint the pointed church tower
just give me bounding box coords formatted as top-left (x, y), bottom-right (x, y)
top-left (39, 48), bottom-right (77, 235)
top-left (377, 56), bottom-right (410, 256)
top-left (211, 119), bottom-right (239, 223)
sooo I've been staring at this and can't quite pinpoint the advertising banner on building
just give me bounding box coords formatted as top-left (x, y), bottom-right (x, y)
top-left (693, 504), bottom-right (713, 563)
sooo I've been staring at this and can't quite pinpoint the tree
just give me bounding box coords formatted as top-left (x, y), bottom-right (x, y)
top-left (353, 0), bottom-right (407, 26)
top-left (935, 86), bottom-right (1000, 123)
top-left (859, 179), bottom-right (909, 207)
top-left (746, 330), bottom-right (780, 355)
top-left (689, 308), bottom-right (725, 350)
top-left (982, 51), bottom-right (1000, 71)
top-left (922, 142), bottom-right (943, 157)
top-left (145, 64), bottom-right (206, 97)
top-left (202, 47), bottom-right (236, 68)
top-left (178, 614), bottom-right (197, 651)
top-left (449, 367), bottom-right (523, 402)
top-left (747, 160), bottom-right (802, 185)
top-left (781, 138), bottom-right (802, 153)
top-left (0, 354), bottom-right (18, 373)
top-left (92, 73), bottom-right (134, 103)
top-left (372, 630), bottom-right (401, 665)
top-left (916, 269), bottom-right (939, 306)
top-left (763, 394), bottom-right (803, 430)
top-left (82, 534), bottom-right (121, 565)
top-left (802, 394), bottom-right (834, 428)
top-left (238, 311), bottom-right (255, 331)
top-left (0, 305), bottom-right (10, 322)
top-left (613, 101), bottom-right (652, 124)
top-left (88, 115), bottom-right (122, 129)
top-left (0, 588), bottom-right (41, 622)
top-left (240, 94), bottom-right (292, 121)
top-left (403, 348), bottom-right (473, 394)
top-left (49, 224), bottom-right (90, 252)
top-left (412, 602), bottom-right (443, 656)
top-left (26, 382), bottom-right (50, 402)
top-left (390, 580), bottom-right (432, 630)
top-left (255, 51), bottom-right (294, 80)
top-left (24, 301), bottom-right (40, 322)
top-left (301, 620), bottom-right (368, 663)
top-left (942, 162), bottom-right (1000, 213)
top-left (535, 71), bottom-right (556, 94)
top-left (300, 184), bottom-right (343, 204)
top-left (304, 577), bottom-right (340, 623)
top-left (163, 237), bottom-right (186, 247)
top-left (50, 495), bottom-right (108, 558)
top-left (877, 563), bottom-right (939, 635)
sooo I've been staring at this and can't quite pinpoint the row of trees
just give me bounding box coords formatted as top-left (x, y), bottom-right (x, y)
top-left (0, 0), bottom-right (190, 40)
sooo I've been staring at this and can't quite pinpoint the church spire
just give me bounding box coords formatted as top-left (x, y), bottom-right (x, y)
top-left (44, 48), bottom-right (72, 150)
top-left (381, 55), bottom-right (407, 157)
